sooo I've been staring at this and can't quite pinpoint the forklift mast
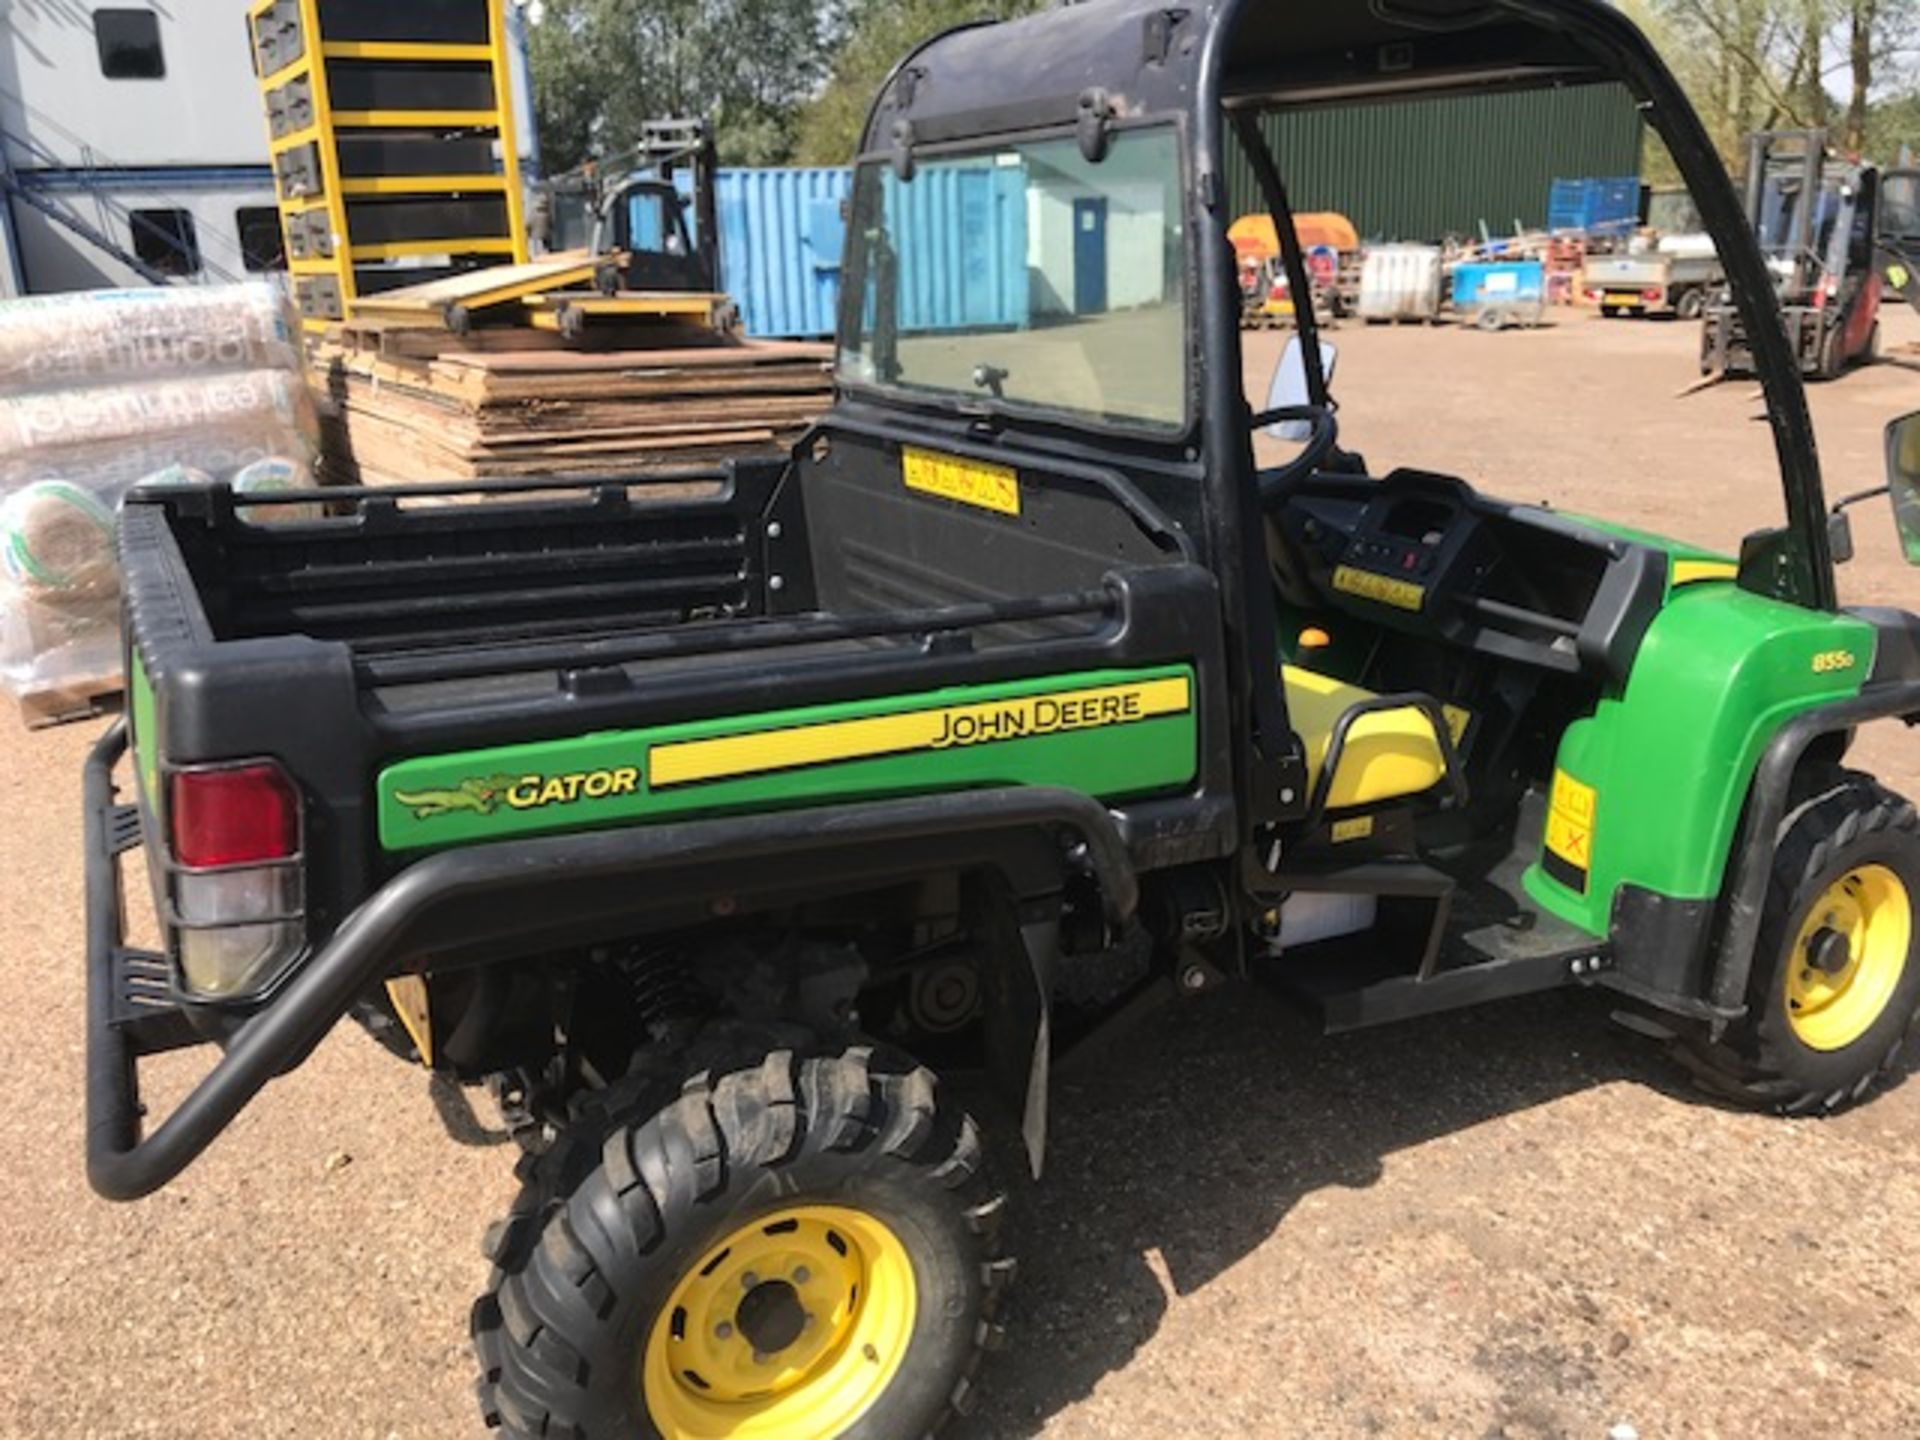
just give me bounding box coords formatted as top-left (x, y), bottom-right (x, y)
top-left (537, 118), bottom-right (721, 294)
top-left (1741, 129), bottom-right (1871, 301)
top-left (599, 119), bottom-right (721, 294)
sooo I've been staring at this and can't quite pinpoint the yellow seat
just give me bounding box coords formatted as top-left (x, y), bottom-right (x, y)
top-left (1282, 665), bottom-right (1460, 810)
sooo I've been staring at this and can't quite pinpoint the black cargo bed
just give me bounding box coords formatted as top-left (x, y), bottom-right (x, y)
top-left (131, 469), bottom-right (1119, 722)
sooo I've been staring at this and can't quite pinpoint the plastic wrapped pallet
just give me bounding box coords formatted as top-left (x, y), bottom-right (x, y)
top-left (0, 479), bottom-right (122, 724)
top-left (0, 281), bottom-right (320, 724)
top-left (0, 368), bottom-right (319, 497)
top-left (0, 283), bottom-right (300, 393)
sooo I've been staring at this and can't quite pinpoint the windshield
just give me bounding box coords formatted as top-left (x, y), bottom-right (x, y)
top-left (839, 126), bottom-right (1189, 432)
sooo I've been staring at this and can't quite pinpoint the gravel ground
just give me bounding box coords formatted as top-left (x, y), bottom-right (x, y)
top-left (3, 307), bottom-right (1918, 1439)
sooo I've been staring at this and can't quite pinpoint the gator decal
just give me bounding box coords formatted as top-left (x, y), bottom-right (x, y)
top-left (377, 665), bottom-right (1197, 852)
top-left (393, 775), bottom-right (524, 819)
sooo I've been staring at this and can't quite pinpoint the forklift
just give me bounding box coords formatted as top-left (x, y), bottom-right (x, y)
top-left (1702, 129), bottom-right (1916, 379)
top-left (531, 118), bottom-right (725, 336)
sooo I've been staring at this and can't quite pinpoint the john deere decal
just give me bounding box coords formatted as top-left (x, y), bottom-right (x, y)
top-left (377, 666), bottom-right (1197, 851)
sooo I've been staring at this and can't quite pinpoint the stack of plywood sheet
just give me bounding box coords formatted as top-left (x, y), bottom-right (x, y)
top-left (314, 328), bottom-right (834, 484)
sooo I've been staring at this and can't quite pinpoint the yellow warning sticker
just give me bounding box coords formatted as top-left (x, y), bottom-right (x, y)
top-left (901, 447), bottom-right (1021, 517)
top-left (1543, 769), bottom-right (1597, 892)
top-left (1332, 565), bottom-right (1426, 612)
top-left (1331, 815), bottom-right (1375, 844)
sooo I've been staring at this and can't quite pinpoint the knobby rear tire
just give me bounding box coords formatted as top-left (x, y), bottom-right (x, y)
top-left (472, 1038), bottom-right (1011, 1439)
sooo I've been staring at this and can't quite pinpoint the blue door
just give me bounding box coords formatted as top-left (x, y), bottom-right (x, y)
top-left (1072, 197), bottom-right (1108, 314)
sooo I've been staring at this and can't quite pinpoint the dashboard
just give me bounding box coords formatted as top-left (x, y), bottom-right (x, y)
top-left (1268, 469), bottom-right (1668, 683)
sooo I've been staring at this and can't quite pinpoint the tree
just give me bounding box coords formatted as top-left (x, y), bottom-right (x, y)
top-left (792, 0), bottom-right (1047, 164)
top-left (1638, 0), bottom-right (1918, 166)
top-left (523, 0), bottom-right (829, 171)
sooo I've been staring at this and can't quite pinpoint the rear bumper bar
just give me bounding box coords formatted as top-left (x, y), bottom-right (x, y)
top-left (84, 720), bottom-right (1137, 1201)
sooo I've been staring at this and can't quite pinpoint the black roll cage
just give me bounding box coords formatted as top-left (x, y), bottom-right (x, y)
top-left (1208, 0), bottom-right (1834, 611)
top-left (850, 0), bottom-right (1839, 843)
top-left (859, 0), bottom-right (1837, 623)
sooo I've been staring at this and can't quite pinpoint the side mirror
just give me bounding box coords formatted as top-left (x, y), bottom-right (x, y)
top-left (1265, 336), bottom-right (1338, 442)
top-left (1887, 411), bottom-right (1920, 566)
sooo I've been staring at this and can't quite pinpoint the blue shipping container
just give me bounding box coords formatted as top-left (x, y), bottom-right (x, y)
top-left (713, 167), bottom-right (850, 340)
top-left (884, 164), bottom-right (1029, 335)
top-left (653, 165), bottom-right (1029, 340)
top-left (1547, 176), bottom-right (1642, 237)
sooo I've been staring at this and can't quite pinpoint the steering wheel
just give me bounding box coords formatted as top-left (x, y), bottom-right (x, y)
top-left (1250, 404), bottom-right (1339, 510)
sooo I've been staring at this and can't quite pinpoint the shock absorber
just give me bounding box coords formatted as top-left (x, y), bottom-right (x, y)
top-left (620, 945), bottom-right (706, 1041)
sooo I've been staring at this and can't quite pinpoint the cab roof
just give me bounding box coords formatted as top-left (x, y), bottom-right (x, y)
top-left (862, 0), bottom-right (1617, 154)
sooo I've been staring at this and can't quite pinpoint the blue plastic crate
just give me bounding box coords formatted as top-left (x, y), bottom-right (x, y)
top-left (1547, 176), bottom-right (1642, 237)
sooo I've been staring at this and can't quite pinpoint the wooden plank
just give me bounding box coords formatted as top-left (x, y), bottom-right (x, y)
top-left (317, 324), bottom-right (828, 488)
top-left (347, 250), bottom-right (605, 316)
top-left (433, 340), bottom-right (832, 375)
top-left (428, 369), bottom-right (833, 409)
top-left (332, 371), bottom-right (826, 423)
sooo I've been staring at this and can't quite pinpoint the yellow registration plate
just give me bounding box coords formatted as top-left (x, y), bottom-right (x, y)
top-left (901, 447), bottom-right (1021, 517)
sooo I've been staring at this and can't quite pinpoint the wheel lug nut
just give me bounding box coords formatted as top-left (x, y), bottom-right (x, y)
top-left (741, 1271), bottom-right (759, 1289)
top-left (715, 1322), bottom-right (733, 1340)
top-left (753, 1350), bottom-right (769, 1366)
top-left (793, 1266), bottom-right (810, 1283)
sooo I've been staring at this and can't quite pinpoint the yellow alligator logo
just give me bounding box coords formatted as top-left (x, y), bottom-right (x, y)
top-left (394, 775), bottom-right (521, 819)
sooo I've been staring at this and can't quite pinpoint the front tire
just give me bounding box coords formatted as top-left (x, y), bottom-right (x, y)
top-left (1685, 774), bottom-right (1920, 1114)
top-left (473, 1041), bottom-right (1009, 1439)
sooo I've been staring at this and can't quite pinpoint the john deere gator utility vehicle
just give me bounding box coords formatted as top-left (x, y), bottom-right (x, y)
top-left (85, 1), bottom-right (1920, 1435)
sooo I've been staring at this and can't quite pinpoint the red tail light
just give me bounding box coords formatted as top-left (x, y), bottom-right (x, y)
top-left (1642, 288), bottom-right (1664, 304)
top-left (169, 764), bottom-right (299, 868)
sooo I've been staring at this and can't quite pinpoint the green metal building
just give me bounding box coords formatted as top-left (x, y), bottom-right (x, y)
top-left (1228, 83), bottom-right (1645, 241)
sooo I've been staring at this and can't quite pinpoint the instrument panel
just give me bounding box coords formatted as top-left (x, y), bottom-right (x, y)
top-left (1269, 468), bottom-right (1668, 683)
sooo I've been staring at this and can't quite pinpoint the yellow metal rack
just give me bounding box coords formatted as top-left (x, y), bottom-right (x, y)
top-left (248, 0), bottom-right (529, 331)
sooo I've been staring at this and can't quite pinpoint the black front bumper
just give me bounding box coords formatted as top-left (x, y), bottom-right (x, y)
top-left (85, 720), bottom-right (1138, 1201)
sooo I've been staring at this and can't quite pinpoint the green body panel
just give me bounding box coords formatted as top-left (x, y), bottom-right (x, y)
top-left (377, 665), bottom-right (1199, 853)
top-left (130, 648), bottom-right (159, 813)
top-left (1567, 514), bottom-right (1733, 586)
top-left (1522, 583), bottom-right (1875, 935)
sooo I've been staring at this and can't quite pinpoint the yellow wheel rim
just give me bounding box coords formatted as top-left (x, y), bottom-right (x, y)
top-left (1784, 865), bottom-right (1913, 1052)
top-left (641, 1205), bottom-right (916, 1439)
